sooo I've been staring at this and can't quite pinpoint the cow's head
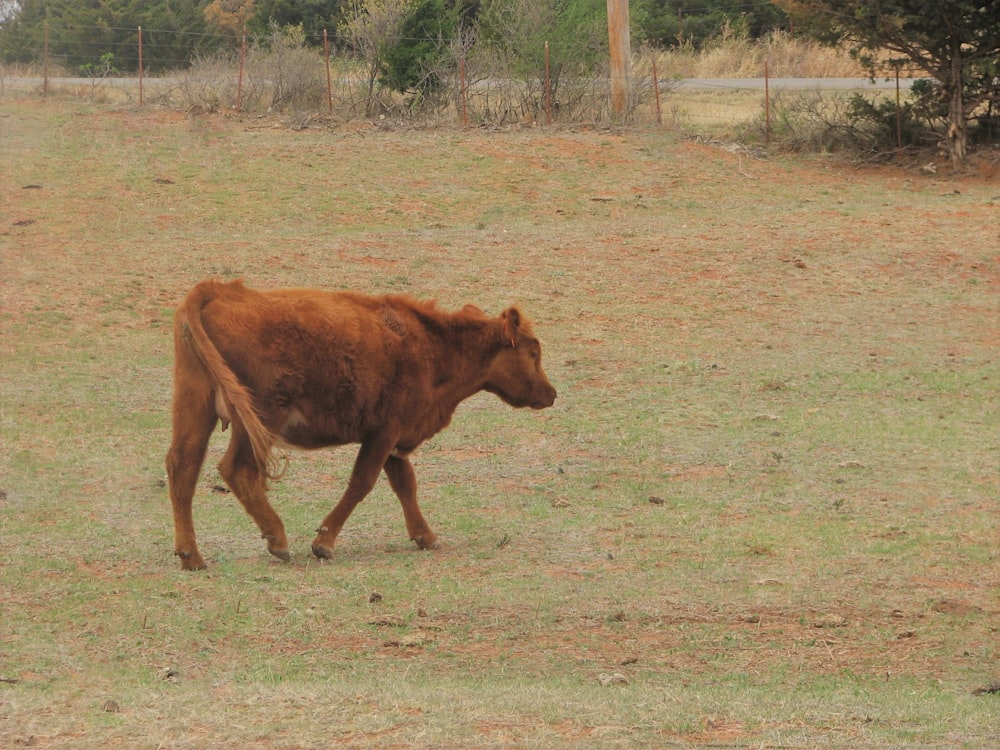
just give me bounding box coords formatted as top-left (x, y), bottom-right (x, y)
top-left (483, 307), bottom-right (557, 410)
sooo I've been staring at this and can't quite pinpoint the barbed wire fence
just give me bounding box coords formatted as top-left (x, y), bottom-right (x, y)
top-left (0, 21), bottom-right (763, 129)
top-left (1, 21), bottom-right (914, 140)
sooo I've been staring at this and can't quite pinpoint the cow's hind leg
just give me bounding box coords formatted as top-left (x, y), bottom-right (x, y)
top-left (166, 386), bottom-right (216, 571)
top-left (218, 424), bottom-right (290, 562)
top-left (384, 454), bottom-right (438, 550)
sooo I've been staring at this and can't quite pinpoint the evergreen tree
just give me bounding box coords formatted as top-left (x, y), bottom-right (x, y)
top-left (247, 0), bottom-right (344, 42)
top-left (635, 0), bottom-right (788, 48)
top-left (777, 0), bottom-right (1000, 164)
top-left (0, 0), bottom-right (217, 71)
top-left (380, 0), bottom-right (453, 94)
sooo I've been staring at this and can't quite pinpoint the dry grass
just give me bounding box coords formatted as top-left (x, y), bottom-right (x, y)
top-left (656, 31), bottom-right (867, 79)
top-left (1, 97), bottom-right (998, 748)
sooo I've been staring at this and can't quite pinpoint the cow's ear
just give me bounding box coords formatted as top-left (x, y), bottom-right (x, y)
top-left (500, 307), bottom-right (521, 347)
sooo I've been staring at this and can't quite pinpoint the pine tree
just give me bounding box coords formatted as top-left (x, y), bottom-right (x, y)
top-left (778, 0), bottom-right (1000, 165)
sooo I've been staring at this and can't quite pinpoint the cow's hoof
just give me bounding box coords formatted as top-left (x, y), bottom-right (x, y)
top-left (177, 550), bottom-right (207, 571)
top-left (268, 546), bottom-right (291, 562)
top-left (412, 535), bottom-right (439, 551)
top-left (312, 543), bottom-right (334, 560)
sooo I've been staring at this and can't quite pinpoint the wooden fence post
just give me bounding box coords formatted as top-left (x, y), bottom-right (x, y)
top-left (652, 54), bottom-right (662, 126)
top-left (895, 63), bottom-right (902, 150)
top-left (236, 28), bottom-right (247, 113)
top-left (607, 0), bottom-right (631, 116)
top-left (43, 22), bottom-right (49, 97)
top-left (324, 30), bottom-right (333, 114)
top-left (138, 26), bottom-right (144, 105)
top-left (764, 59), bottom-right (771, 145)
top-left (459, 55), bottom-right (468, 127)
top-left (544, 41), bottom-right (552, 125)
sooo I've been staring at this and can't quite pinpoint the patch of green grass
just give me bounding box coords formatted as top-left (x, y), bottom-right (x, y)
top-left (1, 98), bottom-right (998, 748)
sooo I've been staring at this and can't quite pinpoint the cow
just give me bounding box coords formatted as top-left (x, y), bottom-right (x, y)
top-left (165, 278), bottom-right (557, 570)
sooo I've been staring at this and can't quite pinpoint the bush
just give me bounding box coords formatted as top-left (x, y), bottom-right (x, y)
top-left (747, 85), bottom-right (942, 157)
top-left (179, 24), bottom-right (326, 113)
top-left (380, 0), bottom-right (456, 100)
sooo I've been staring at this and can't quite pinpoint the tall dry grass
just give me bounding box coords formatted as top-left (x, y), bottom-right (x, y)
top-left (657, 30), bottom-right (867, 78)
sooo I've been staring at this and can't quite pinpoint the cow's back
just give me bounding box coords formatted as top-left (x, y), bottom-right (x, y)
top-left (197, 280), bottom-right (428, 447)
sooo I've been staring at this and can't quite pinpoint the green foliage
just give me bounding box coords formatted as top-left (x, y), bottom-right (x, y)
top-left (0, 0), bottom-right (218, 71)
top-left (844, 87), bottom-right (942, 151)
top-left (0, 0), bottom-right (46, 64)
top-left (776, 0), bottom-right (1000, 160)
top-left (380, 0), bottom-right (456, 94)
top-left (634, 0), bottom-right (788, 48)
top-left (248, 0), bottom-right (345, 43)
top-left (79, 51), bottom-right (119, 80)
top-left (478, 0), bottom-right (607, 81)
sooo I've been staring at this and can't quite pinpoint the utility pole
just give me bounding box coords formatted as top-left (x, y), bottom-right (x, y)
top-left (607, 0), bottom-right (631, 116)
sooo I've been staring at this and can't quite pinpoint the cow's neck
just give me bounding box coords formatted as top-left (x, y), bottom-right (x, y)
top-left (424, 317), bottom-right (501, 409)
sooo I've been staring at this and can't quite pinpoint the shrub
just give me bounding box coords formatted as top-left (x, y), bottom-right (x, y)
top-left (179, 24), bottom-right (325, 113)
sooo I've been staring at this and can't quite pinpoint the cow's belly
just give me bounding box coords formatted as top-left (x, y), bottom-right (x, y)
top-left (276, 406), bottom-right (357, 450)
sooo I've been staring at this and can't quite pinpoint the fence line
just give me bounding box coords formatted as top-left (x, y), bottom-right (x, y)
top-left (2, 22), bottom-right (917, 135)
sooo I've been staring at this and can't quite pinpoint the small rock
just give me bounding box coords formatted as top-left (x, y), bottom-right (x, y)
top-left (837, 460), bottom-right (867, 469)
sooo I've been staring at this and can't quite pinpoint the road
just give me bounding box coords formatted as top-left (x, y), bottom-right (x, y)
top-left (675, 77), bottom-right (921, 91)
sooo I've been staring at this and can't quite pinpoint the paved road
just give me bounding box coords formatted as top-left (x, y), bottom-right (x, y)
top-left (675, 77), bottom-right (922, 91)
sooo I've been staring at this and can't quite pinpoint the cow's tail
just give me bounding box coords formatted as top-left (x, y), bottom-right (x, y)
top-left (178, 280), bottom-right (284, 480)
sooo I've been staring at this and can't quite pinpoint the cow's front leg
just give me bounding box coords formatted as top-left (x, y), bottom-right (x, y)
top-left (384, 453), bottom-right (438, 550)
top-left (312, 435), bottom-right (395, 559)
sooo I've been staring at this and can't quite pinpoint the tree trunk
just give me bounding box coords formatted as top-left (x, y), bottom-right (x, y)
top-left (944, 44), bottom-right (968, 166)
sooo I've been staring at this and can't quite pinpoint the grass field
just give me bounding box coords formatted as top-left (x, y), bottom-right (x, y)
top-left (1, 96), bottom-right (998, 748)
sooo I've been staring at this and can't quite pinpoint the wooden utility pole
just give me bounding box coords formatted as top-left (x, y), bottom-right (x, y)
top-left (607, 0), bottom-right (630, 116)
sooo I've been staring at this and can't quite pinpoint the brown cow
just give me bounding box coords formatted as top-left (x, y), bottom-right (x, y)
top-left (165, 278), bottom-right (556, 570)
